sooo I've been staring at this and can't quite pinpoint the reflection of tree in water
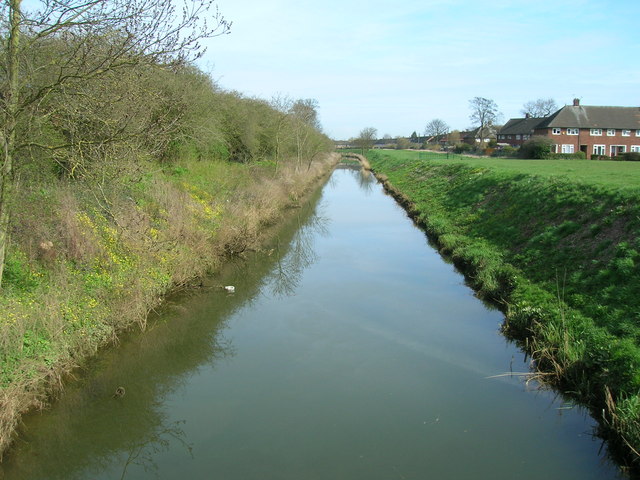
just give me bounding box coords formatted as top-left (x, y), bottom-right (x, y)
top-left (268, 206), bottom-right (329, 297)
top-left (335, 163), bottom-right (377, 194)
top-left (120, 420), bottom-right (192, 480)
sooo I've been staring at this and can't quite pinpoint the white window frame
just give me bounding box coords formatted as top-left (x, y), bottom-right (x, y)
top-left (551, 144), bottom-right (559, 154)
top-left (631, 146), bottom-right (640, 153)
top-left (610, 145), bottom-right (627, 156)
top-left (622, 130), bottom-right (631, 137)
top-left (607, 129), bottom-right (616, 136)
top-left (561, 144), bottom-right (574, 154)
top-left (552, 128), bottom-right (561, 135)
top-left (516, 134), bottom-right (521, 140)
top-left (636, 130), bottom-right (640, 136)
top-left (523, 134), bottom-right (530, 140)
top-left (593, 144), bottom-right (606, 156)
top-left (567, 128), bottom-right (579, 135)
top-left (590, 128), bottom-right (602, 136)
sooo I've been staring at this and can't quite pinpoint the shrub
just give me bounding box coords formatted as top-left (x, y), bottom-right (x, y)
top-left (453, 143), bottom-right (473, 154)
top-left (549, 151), bottom-right (586, 160)
top-left (519, 137), bottom-right (554, 159)
top-left (492, 146), bottom-right (518, 158)
top-left (621, 152), bottom-right (640, 162)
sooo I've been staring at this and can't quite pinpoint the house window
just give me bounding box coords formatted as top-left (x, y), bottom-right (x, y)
top-left (631, 146), bottom-right (640, 153)
top-left (590, 129), bottom-right (602, 136)
top-left (610, 145), bottom-right (627, 156)
top-left (523, 134), bottom-right (530, 140)
top-left (507, 135), bottom-right (512, 139)
top-left (636, 130), bottom-right (640, 136)
top-left (567, 128), bottom-right (579, 135)
top-left (607, 129), bottom-right (616, 136)
top-left (516, 134), bottom-right (521, 140)
top-left (622, 130), bottom-right (631, 137)
top-left (552, 128), bottom-right (561, 135)
top-left (593, 145), bottom-right (606, 156)
top-left (551, 144), bottom-right (559, 154)
top-left (561, 144), bottom-right (574, 154)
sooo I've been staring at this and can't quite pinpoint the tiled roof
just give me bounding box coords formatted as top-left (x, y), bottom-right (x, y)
top-left (499, 117), bottom-right (546, 135)
top-left (535, 105), bottom-right (640, 129)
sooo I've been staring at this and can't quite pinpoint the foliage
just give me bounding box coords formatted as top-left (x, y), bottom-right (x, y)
top-left (519, 136), bottom-right (554, 159)
top-left (622, 152), bottom-right (640, 162)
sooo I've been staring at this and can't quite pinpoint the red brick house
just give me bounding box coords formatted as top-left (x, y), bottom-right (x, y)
top-left (500, 100), bottom-right (640, 159)
top-left (497, 115), bottom-right (545, 147)
top-left (533, 100), bottom-right (640, 159)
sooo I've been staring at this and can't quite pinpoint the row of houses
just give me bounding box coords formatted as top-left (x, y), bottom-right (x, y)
top-left (498, 99), bottom-right (640, 159)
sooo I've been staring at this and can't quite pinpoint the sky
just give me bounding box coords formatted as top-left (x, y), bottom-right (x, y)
top-left (200, 0), bottom-right (640, 140)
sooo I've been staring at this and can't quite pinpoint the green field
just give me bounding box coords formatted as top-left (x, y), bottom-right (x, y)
top-left (375, 149), bottom-right (640, 190)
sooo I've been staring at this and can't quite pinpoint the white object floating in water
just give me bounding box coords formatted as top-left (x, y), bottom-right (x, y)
top-left (224, 285), bottom-right (235, 293)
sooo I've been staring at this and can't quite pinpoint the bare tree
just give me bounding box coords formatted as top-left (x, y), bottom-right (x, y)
top-left (424, 119), bottom-right (449, 141)
top-left (289, 98), bottom-right (321, 169)
top-left (468, 97), bottom-right (501, 143)
top-left (0, 0), bottom-right (231, 286)
top-left (520, 98), bottom-right (558, 117)
top-left (353, 127), bottom-right (377, 154)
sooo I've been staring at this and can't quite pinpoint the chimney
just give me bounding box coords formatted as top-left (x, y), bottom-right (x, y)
top-left (573, 98), bottom-right (580, 106)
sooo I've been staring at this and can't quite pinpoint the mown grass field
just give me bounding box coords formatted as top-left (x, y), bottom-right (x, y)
top-left (376, 149), bottom-right (640, 190)
top-left (365, 148), bottom-right (640, 472)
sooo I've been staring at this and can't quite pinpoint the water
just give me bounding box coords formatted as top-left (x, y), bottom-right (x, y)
top-left (1, 166), bottom-right (623, 479)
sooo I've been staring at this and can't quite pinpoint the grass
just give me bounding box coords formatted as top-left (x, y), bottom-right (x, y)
top-left (366, 148), bottom-right (640, 472)
top-left (375, 149), bottom-right (640, 190)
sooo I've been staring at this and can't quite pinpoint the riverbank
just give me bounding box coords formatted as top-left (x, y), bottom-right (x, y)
top-left (365, 150), bottom-right (640, 474)
top-left (0, 153), bottom-right (339, 459)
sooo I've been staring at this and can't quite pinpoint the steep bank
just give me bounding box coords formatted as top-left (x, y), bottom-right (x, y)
top-left (366, 150), bottom-right (640, 473)
top-left (0, 153), bottom-right (339, 458)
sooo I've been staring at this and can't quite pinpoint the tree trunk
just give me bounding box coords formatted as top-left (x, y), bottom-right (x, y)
top-left (0, 0), bottom-right (21, 287)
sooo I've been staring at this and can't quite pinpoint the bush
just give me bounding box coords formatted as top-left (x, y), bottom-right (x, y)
top-left (453, 143), bottom-right (473, 154)
top-left (549, 151), bottom-right (586, 160)
top-left (492, 146), bottom-right (519, 158)
top-left (621, 152), bottom-right (640, 162)
top-left (519, 137), bottom-right (554, 159)
top-left (593, 155), bottom-right (612, 161)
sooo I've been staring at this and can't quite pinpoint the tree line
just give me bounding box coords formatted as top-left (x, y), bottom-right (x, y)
top-left (0, 0), bottom-right (331, 287)
top-left (352, 97), bottom-right (559, 150)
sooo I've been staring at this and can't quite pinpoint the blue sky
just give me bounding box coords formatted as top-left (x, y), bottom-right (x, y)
top-left (202, 0), bottom-right (640, 140)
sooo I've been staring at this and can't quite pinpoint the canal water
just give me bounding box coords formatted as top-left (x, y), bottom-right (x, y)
top-left (1, 165), bottom-right (623, 479)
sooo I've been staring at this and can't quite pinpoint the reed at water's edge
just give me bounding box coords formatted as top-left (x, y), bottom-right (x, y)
top-left (365, 149), bottom-right (640, 476)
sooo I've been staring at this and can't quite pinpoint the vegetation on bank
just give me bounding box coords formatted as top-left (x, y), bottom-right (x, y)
top-left (366, 149), bottom-right (640, 471)
top-left (0, 15), bottom-right (335, 457)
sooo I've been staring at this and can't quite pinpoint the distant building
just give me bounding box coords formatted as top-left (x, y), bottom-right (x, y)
top-left (499, 99), bottom-right (640, 159)
top-left (497, 115), bottom-right (545, 147)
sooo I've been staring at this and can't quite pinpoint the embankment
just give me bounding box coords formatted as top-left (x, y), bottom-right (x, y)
top-left (367, 151), bottom-right (640, 473)
top-left (0, 153), bottom-right (339, 459)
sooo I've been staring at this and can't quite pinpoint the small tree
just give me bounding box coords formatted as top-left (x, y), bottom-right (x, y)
top-left (354, 127), bottom-right (377, 154)
top-left (521, 98), bottom-right (558, 117)
top-left (424, 119), bottom-right (449, 141)
top-left (468, 97), bottom-right (501, 143)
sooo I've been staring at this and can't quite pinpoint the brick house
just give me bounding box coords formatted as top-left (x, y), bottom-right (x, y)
top-left (500, 99), bottom-right (640, 159)
top-left (497, 115), bottom-right (545, 147)
top-left (533, 99), bottom-right (640, 159)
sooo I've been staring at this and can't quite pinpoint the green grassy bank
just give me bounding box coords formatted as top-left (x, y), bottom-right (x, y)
top-left (0, 152), bottom-right (339, 458)
top-left (366, 149), bottom-right (640, 472)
